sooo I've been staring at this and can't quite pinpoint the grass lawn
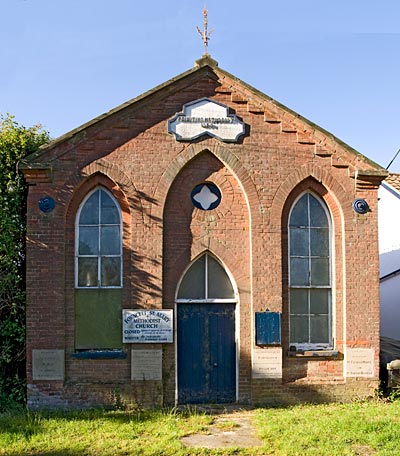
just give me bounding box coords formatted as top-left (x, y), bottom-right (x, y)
top-left (0, 400), bottom-right (399, 455)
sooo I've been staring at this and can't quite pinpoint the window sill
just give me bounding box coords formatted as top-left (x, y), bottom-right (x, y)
top-left (75, 287), bottom-right (123, 290)
top-left (287, 350), bottom-right (342, 359)
top-left (71, 350), bottom-right (126, 360)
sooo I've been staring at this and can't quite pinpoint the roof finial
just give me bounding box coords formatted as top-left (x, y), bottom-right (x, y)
top-left (196, 2), bottom-right (213, 55)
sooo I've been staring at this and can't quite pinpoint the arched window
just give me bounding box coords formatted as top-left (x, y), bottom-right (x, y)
top-left (74, 187), bottom-right (123, 350)
top-left (76, 188), bottom-right (122, 288)
top-left (176, 253), bottom-right (235, 302)
top-left (288, 192), bottom-right (332, 349)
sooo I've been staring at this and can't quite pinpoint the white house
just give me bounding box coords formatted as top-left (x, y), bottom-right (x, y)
top-left (379, 174), bottom-right (400, 340)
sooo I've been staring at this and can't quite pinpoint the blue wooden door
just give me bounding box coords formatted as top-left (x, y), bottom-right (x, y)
top-left (177, 303), bottom-right (236, 404)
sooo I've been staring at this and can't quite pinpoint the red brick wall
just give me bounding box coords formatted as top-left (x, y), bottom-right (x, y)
top-left (24, 67), bottom-right (382, 408)
top-left (162, 151), bottom-right (251, 403)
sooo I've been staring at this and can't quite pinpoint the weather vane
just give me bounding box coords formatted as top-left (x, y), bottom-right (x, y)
top-left (196, 2), bottom-right (213, 55)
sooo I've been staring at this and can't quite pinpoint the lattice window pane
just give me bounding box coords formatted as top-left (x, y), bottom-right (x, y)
top-left (310, 228), bottom-right (329, 256)
top-left (310, 289), bottom-right (329, 315)
top-left (177, 255), bottom-right (206, 299)
top-left (79, 191), bottom-right (99, 225)
top-left (101, 257), bottom-right (121, 287)
top-left (311, 258), bottom-right (330, 286)
top-left (290, 316), bottom-right (309, 344)
top-left (289, 194), bottom-right (308, 227)
top-left (290, 228), bottom-right (309, 256)
top-left (78, 258), bottom-right (98, 287)
top-left (100, 226), bottom-right (120, 255)
top-left (208, 255), bottom-right (235, 299)
top-left (100, 190), bottom-right (120, 224)
top-left (310, 315), bottom-right (329, 343)
top-left (309, 194), bottom-right (328, 227)
top-left (290, 289), bottom-right (308, 314)
top-left (290, 258), bottom-right (310, 286)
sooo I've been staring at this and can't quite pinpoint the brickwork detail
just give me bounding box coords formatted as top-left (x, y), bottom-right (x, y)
top-left (22, 63), bottom-right (384, 408)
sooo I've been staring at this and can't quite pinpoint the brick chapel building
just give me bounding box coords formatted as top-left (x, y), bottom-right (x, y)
top-left (21, 55), bottom-right (387, 409)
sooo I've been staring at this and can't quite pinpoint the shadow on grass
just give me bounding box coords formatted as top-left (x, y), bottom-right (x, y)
top-left (0, 410), bottom-right (45, 439)
top-left (0, 406), bottom-right (199, 438)
top-left (0, 409), bottom-right (176, 456)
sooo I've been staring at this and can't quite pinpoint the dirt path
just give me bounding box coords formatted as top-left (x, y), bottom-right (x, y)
top-left (181, 410), bottom-right (264, 449)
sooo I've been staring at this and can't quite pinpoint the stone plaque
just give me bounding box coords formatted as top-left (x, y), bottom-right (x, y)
top-left (32, 349), bottom-right (65, 381)
top-left (346, 348), bottom-right (375, 378)
top-left (131, 349), bottom-right (162, 381)
top-left (168, 98), bottom-right (246, 142)
top-left (252, 347), bottom-right (282, 379)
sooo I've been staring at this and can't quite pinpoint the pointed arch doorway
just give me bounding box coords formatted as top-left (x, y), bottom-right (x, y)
top-left (176, 253), bottom-right (237, 404)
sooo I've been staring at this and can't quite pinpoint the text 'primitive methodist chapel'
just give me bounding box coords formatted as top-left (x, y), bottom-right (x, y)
top-left (21, 53), bottom-right (387, 408)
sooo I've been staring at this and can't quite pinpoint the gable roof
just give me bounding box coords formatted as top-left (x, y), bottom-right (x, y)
top-left (20, 54), bottom-right (388, 181)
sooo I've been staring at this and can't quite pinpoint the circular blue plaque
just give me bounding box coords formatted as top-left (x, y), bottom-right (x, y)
top-left (352, 198), bottom-right (369, 214)
top-left (39, 196), bottom-right (55, 213)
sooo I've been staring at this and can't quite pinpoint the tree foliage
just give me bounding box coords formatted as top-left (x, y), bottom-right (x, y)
top-left (0, 114), bottom-right (50, 409)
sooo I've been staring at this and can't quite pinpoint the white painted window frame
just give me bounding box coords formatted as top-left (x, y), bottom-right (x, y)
top-left (175, 253), bottom-right (238, 304)
top-left (288, 191), bottom-right (333, 351)
top-left (75, 187), bottom-right (123, 289)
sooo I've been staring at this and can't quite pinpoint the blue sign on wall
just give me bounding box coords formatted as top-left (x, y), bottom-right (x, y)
top-left (255, 312), bottom-right (281, 345)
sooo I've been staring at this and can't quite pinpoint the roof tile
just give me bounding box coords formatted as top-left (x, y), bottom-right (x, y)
top-left (386, 173), bottom-right (400, 191)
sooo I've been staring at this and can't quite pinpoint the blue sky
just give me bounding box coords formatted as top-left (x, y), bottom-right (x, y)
top-left (2, 0), bottom-right (400, 171)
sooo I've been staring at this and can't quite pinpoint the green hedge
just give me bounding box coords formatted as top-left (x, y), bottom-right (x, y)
top-left (0, 114), bottom-right (49, 410)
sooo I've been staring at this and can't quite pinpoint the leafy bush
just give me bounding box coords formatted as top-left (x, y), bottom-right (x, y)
top-left (0, 114), bottom-right (50, 410)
